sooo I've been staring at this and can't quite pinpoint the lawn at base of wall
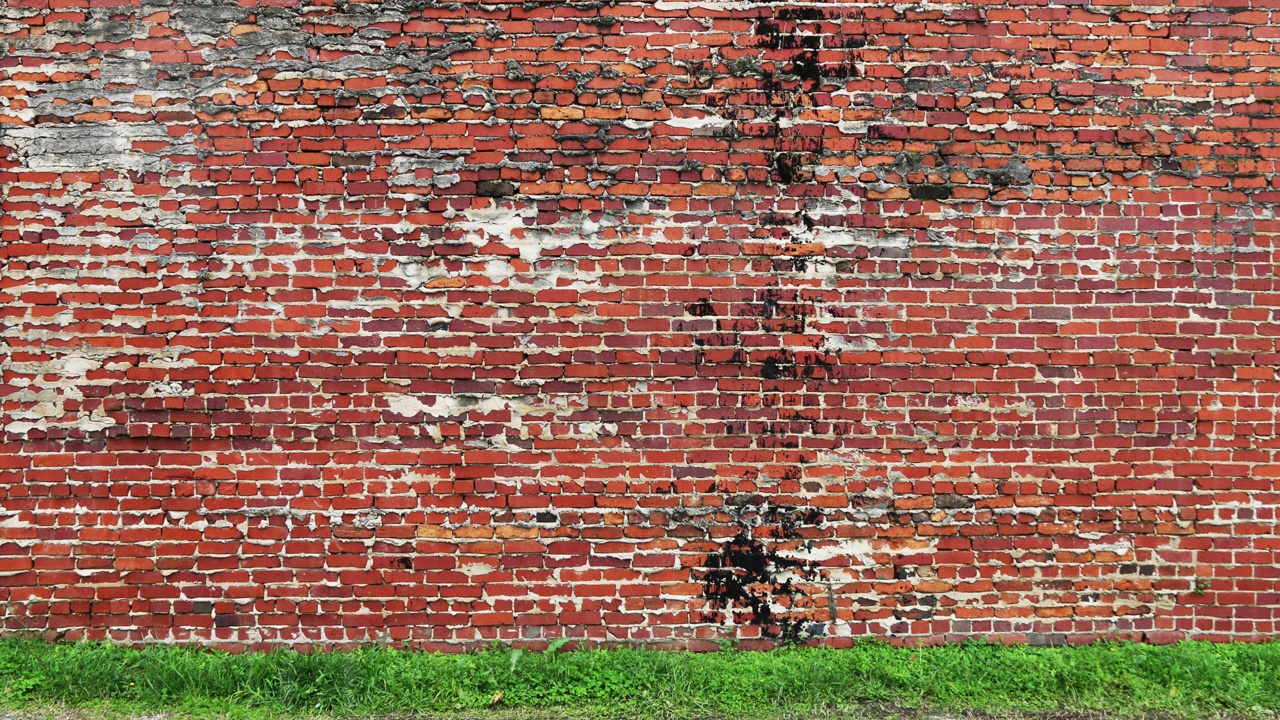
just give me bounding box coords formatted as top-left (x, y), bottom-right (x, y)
top-left (1, 638), bottom-right (1278, 720)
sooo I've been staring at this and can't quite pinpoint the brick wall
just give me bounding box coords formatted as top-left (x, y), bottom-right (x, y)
top-left (1, 0), bottom-right (1277, 649)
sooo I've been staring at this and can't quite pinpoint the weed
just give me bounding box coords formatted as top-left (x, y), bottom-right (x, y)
top-left (0, 637), bottom-right (1276, 719)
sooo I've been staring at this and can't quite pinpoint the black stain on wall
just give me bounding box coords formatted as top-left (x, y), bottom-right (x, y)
top-left (697, 503), bottom-right (828, 642)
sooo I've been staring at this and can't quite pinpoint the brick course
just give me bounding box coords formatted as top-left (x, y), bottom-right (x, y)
top-left (1, 0), bottom-right (1277, 648)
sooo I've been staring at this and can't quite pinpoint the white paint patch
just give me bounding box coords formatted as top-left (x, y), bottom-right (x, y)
top-left (777, 189), bottom-right (909, 256)
top-left (816, 449), bottom-right (869, 466)
top-left (501, 223), bottom-right (595, 266)
top-left (572, 421), bottom-right (618, 441)
top-left (452, 200), bottom-right (669, 267)
top-left (388, 154), bottom-right (468, 190)
top-left (822, 335), bottom-right (874, 353)
top-left (81, 205), bottom-right (147, 222)
top-left (837, 120), bottom-right (871, 134)
top-left (455, 204), bottom-right (538, 261)
top-left (483, 259), bottom-right (515, 283)
top-left (459, 561), bottom-right (499, 577)
top-left (653, 0), bottom-right (773, 8)
top-left (352, 510), bottom-right (384, 530)
top-left (388, 394), bottom-right (506, 419)
top-left (146, 381), bottom-right (191, 397)
top-left (791, 538), bottom-right (877, 566)
top-left (50, 355), bottom-right (98, 377)
top-left (1088, 538), bottom-right (1134, 558)
top-left (2, 351), bottom-right (118, 436)
top-left (392, 261), bottom-right (430, 289)
top-left (385, 393), bottom-right (612, 444)
top-left (75, 406), bottom-right (117, 433)
top-left (664, 112), bottom-right (731, 131)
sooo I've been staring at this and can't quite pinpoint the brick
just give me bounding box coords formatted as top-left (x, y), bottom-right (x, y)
top-left (0, 0), bottom-right (1273, 650)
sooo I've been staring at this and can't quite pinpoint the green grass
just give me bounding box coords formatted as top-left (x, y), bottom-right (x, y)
top-left (1, 636), bottom-right (1278, 720)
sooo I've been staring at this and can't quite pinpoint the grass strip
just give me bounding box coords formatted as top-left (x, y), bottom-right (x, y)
top-left (1, 637), bottom-right (1278, 719)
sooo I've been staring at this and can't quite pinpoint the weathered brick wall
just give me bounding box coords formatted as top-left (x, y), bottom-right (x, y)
top-left (1, 0), bottom-right (1277, 649)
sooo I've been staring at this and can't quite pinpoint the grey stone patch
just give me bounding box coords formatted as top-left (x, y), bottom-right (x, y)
top-left (169, 2), bottom-right (250, 44)
top-left (310, 39), bottom-right (477, 77)
top-left (51, 11), bottom-right (138, 44)
top-left (909, 184), bottom-right (952, 201)
top-left (477, 180), bottom-right (517, 198)
top-left (1, 124), bottom-right (171, 171)
top-left (934, 493), bottom-right (974, 509)
top-left (1003, 159), bottom-right (1032, 184)
top-left (1027, 632), bottom-right (1069, 646)
top-left (389, 152), bottom-right (471, 190)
